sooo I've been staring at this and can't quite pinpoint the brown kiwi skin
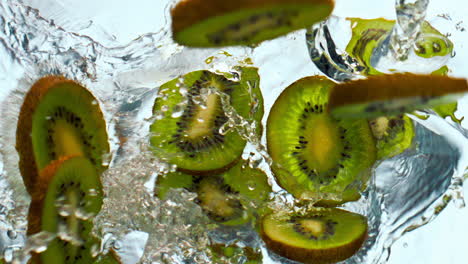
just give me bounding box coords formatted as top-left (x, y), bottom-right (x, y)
top-left (171, 0), bottom-right (334, 35)
top-left (260, 212), bottom-right (368, 264)
top-left (16, 76), bottom-right (69, 194)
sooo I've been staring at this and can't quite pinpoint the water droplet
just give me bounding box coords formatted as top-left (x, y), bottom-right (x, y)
top-left (171, 104), bottom-right (185, 118)
top-left (91, 100), bottom-right (98, 105)
top-left (7, 230), bottom-right (17, 239)
top-left (403, 242), bottom-right (408, 248)
top-left (113, 240), bottom-right (122, 250)
top-left (88, 189), bottom-right (98, 196)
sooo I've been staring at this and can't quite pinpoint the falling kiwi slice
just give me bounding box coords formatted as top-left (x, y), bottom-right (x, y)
top-left (369, 115), bottom-right (415, 159)
top-left (171, 0), bottom-right (335, 47)
top-left (329, 73), bottom-right (468, 119)
top-left (260, 207), bottom-right (367, 264)
top-left (195, 176), bottom-right (249, 225)
top-left (267, 76), bottom-right (376, 204)
top-left (16, 76), bottom-right (109, 194)
top-left (345, 18), bottom-right (453, 76)
top-left (155, 161), bottom-right (271, 225)
top-left (150, 69), bottom-right (263, 174)
top-left (27, 156), bottom-right (105, 264)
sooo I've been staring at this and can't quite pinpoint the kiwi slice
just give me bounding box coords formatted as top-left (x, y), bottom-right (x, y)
top-left (16, 76), bottom-right (109, 194)
top-left (345, 18), bottom-right (453, 76)
top-left (150, 69), bottom-right (263, 174)
top-left (267, 76), bottom-right (376, 204)
top-left (155, 161), bottom-right (272, 225)
top-left (171, 0), bottom-right (334, 47)
top-left (369, 115), bottom-right (415, 159)
top-left (260, 207), bottom-right (367, 264)
top-left (329, 73), bottom-right (468, 119)
top-left (195, 176), bottom-right (249, 225)
top-left (27, 156), bottom-right (104, 264)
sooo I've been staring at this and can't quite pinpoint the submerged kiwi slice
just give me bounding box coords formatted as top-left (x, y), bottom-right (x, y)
top-left (346, 18), bottom-right (453, 76)
top-left (210, 243), bottom-right (262, 264)
top-left (369, 115), bottom-right (415, 159)
top-left (171, 0), bottom-right (334, 47)
top-left (27, 156), bottom-right (104, 264)
top-left (16, 76), bottom-right (109, 194)
top-left (267, 76), bottom-right (376, 204)
top-left (260, 207), bottom-right (367, 264)
top-left (195, 176), bottom-right (249, 225)
top-left (150, 69), bottom-right (263, 173)
top-left (329, 73), bottom-right (468, 119)
top-left (156, 161), bottom-right (271, 225)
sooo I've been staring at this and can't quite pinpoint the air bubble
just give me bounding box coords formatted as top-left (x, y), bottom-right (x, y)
top-left (88, 189), bottom-right (99, 196)
top-left (7, 230), bottom-right (17, 240)
top-left (171, 104), bottom-right (185, 118)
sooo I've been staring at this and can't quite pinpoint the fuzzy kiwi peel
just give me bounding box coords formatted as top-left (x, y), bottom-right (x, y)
top-left (171, 0), bottom-right (335, 47)
top-left (260, 207), bottom-right (368, 264)
top-left (346, 18), bottom-right (453, 76)
top-left (329, 73), bottom-right (468, 119)
top-left (150, 69), bottom-right (263, 174)
top-left (16, 76), bottom-right (109, 194)
top-left (267, 76), bottom-right (376, 204)
top-left (27, 156), bottom-right (104, 264)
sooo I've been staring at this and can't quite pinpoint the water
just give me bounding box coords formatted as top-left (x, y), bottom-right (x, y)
top-left (1, 0), bottom-right (468, 263)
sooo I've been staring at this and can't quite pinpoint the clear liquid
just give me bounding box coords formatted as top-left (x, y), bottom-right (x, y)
top-left (1, 0), bottom-right (468, 263)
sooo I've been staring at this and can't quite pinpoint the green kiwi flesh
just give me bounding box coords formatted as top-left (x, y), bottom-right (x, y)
top-left (267, 76), bottom-right (376, 204)
top-left (369, 115), bottom-right (415, 159)
top-left (150, 69), bottom-right (263, 173)
top-left (345, 18), bottom-right (453, 76)
top-left (29, 157), bottom-right (103, 264)
top-left (260, 208), bottom-right (368, 264)
top-left (16, 76), bottom-right (109, 194)
top-left (329, 74), bottom-right (468, 119)
top-left (172, 0), bottom-right (334, 47)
